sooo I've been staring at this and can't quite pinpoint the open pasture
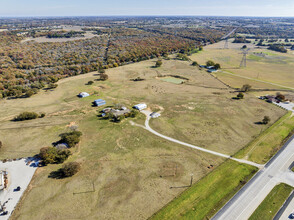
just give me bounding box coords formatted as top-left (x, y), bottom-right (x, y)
top-left (0, 57), bottom-right (285, 219)
top-left (191, 40), bottom-right (294, 90)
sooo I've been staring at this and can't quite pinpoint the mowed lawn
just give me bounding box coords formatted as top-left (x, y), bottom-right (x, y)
top-left (249, 183), bottom-right (293, 220)
top-left (150, 160), bottom-right (258, 220)
top-left (235, 111), bottom-right (294, 164)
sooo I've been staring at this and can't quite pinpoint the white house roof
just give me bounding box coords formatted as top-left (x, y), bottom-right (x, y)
top-left (133, 103), bottom-right (147, 109)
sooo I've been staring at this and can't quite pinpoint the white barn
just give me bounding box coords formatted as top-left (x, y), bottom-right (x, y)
top-left (78, 92), bottom-right (90, 98)
top-left (133, 103), bottom-right (147, 111)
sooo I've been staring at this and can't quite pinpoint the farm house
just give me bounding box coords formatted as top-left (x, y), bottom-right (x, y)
top-left (78, 92), bottom-right (90, 98)
top-left (94, 99), bottom-right (106, 107)
top-left (133, 103), bottom-right (147, 110)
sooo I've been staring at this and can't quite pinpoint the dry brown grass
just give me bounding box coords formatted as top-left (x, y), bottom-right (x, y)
top-left (2, 57), bottom-right (285, 220)
top-left (191, 40), bottom-right (294, 89)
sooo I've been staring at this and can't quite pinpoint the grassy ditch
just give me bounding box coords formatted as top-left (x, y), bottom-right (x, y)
top-left (235, 111), bottom-right (294, 164)
top-left (150, 160), bottom-right (258, 220)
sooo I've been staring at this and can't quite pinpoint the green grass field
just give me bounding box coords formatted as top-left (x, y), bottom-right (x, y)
top-left (249, 183), bottom-right (293, 220)
top-left (235, 111), bottom-right (294, 164)
top-left (150, 160), bottom-right (258, 220)
top-left (160, 76), bottom-right (185, 84)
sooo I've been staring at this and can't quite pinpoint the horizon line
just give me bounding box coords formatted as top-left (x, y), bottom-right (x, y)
top-left (0, 15), bottom-right (294, 19)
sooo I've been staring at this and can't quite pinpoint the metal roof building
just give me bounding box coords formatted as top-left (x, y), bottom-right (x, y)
top-left (78, 92), bottom-right (90, 98)
top-left (133, 103), bottom-right (147, 111)
top-left (94, 99), bottom-right (106, 107)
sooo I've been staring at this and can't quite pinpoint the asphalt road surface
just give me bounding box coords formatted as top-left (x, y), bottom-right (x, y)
top-left (212, 135), bottom-right (294, 220)
top-left (0, 158), bottom-right (38, 220)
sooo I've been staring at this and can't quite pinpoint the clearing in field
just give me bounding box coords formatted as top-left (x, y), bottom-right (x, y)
top-left (159, 76), bottom-right (186, 84)
top-left (0, 57), bottom-right (286, 220)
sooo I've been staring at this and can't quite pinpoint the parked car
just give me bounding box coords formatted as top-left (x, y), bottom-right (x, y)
top-left (1, 211), bottom-right (8, 216)
top-left (14, 186), bottom-right (21, 191)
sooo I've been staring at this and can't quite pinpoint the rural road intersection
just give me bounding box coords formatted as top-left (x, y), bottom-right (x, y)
top-left (132, 109), bottom-right (294, 220)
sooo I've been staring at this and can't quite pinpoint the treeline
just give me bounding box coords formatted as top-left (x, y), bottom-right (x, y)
top-left (0, 27), bottom-right (219, 99)
top-left (47, 31), bottom-right (85, 39)
top-left (13, 111), bottom-right (45, 121)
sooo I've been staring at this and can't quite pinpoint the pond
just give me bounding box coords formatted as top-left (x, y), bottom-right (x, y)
top-left (159, 76), bottom-right (186, 84)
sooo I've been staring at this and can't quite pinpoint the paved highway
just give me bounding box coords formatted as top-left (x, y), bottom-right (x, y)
top-left (212, 135), bottom-right (294, 220)
top-left (132, 109), bottom-right (294, 220)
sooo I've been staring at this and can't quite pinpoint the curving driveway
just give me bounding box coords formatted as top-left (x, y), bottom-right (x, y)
top-left (132, 109), bottom-right (294, 220)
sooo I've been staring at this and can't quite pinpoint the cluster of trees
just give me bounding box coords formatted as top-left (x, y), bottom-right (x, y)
top-left (142, 27), bottom-right (225, 45)
top-left (176, 53), bottom-right (190, 61)
top-left (59, 131), bottom-right (83, 148)
top-left (232, 37), bottom-right (251, 44)
top-left (268, 44), bottom-right (287, 53)
top-left (13, 111), bottom-right (45, 121)
top-left (103, 109), bottom-right (138, 123)
top-left (38, 130), bottom-right (83, 177)
top-left (206, 60), bottom-right (221, 69)
top-left (47, 31), bottom-right (85, 39)
top-left (39, 146), bottom-right (71, 165)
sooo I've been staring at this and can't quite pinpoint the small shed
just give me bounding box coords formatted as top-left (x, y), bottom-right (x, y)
top-left (78, 92), bottom-right (90, 98)
top-left (133, 103), bottom-right (147, 111)
top-left (94, 99), bottom-right (106, 107)
top-left (150, 112), bottom-right (161, 118)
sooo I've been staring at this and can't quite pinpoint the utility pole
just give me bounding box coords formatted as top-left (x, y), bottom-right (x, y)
top-left (224, 38), bottom-right (229, 49)
top-left (190, 174), bottom-right (194, 187)
top-left (240, 49), bottom-right (249, 68)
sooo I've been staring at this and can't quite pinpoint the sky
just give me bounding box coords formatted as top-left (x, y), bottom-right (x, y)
top-left (0, 0), bottom-right (294, 17)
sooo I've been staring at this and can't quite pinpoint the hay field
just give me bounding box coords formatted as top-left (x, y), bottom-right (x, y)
top-left (191, 40), bottom-right (294, 89)
top-left (0, 58), bottom-right (285, 219)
